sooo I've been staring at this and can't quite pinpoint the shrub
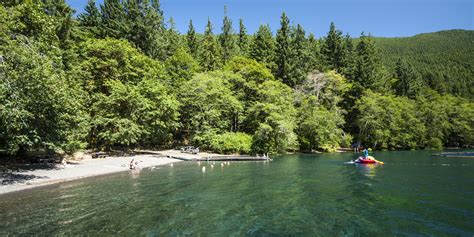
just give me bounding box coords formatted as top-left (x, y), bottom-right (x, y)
top-left (210, 132), bottom-right (252, 154)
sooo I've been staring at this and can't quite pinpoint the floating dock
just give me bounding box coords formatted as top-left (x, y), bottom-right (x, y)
top-left (167, 155), bottom-right (271, 161)
top-left (135, 150), bottom-right (271, 162)
top-left (432, 152), bottom-right (474, 158)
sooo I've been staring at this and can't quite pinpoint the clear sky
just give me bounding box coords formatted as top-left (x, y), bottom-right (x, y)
top-left (66, 0), bottom-right (473, 37)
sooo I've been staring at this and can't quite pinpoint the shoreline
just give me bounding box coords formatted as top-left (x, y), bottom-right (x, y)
top-left (0, 154), bottom-right (181, 196)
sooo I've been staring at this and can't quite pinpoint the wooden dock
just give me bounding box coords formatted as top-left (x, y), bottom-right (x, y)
top-left (135, 150), bottom-right (271, 162)
top-left (167, 155), bottom-right (271, 162)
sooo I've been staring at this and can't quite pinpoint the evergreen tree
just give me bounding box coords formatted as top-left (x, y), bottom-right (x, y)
top-left (199, 18), bottom-right (222, 71)
top-left (142, 0), bottom-right (167, 60)
top-left (123, 0), bottom-right (141, 45)
top-left (237, 18), bottom-right (249, 55)
top-left (288, 24), bottom-right (309, 87)
top-left (341, 33), bottom-right (355, 79)
top-left (394, 59), bottom-right (424, 98)
top-left (307, 33), bottom-right (324, 71)
top-left (40, 0), bottom-right (75, 46)
top-left (78, 0), bottom-right (101, 36)
top-left (275, 12), bottom-right (291, 84)
top-left (249, 24), bottom-right (275, 70)
top-left (354, 32), bottom-right (383, 90)
top-left (100, 0), bottom-right (127, 39)
top-left (164, 17), bottom-right (182, 59)
top-left (219, 6), bottom-right (236, 64)
top-left (321, 22), bottom-right (344, 71)
top-left (187, 19), bottom-right (198, 57)
top-left (41, 0), bottom-right (72, 17)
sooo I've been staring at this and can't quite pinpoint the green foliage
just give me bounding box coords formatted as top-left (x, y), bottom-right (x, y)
top-left (163, 18), bottom-right (183, 59)
top-left (297, 71), bottom-right (351, 111)
top-left (219, 6), bottom-right (237, 64)
top-left (210, 132), bottom-right (252, 154)
top-left (275, 12), bottom-right (291, 84)
top-left (224, 57), bottom-right (275, 132)
top-left (374, 30), bottom-right (474, 98)
top-left (237, 19), bottom-right (249, 55)
top-left (321, 22), bottom-right (344, 71)
top-left (224, 57), bottom-right (274, 84)
top-left (247, 81), bottom-right (298, 153)
top-left (306, 33), bottom-right (325, 72)
top-left (288, 24), bottom-right (310, 87)
top-left (80, 38), bottom-right (178, 149)
top-left (0, 36), bottom-right (88, 154)
top-left (100, 0), bottom-right (127, 39)
top-left (79, 38), bottom-right (164, 95)
top-left (1, 1), bottom-right (472, 155)
top-left (356, 91), bottom-right (426, 149)
top-left (3, 1), bottom-right (59, 48)
top-left (295, 71), bottom-right (350, 151)
top-left (78, 0), bottom-right (101, 36)
top-left (186, 19), bottom-right (198, 57)
top-left (249, 24), bottom-right (276, 71)
top-left (353, 33), bottom-right (385, 91)
top-left (417, 91), bottom-right (473, 148)
top-left (199, 19), bottom-right (222, 71)
top-left (297, 97), bottom-right (346, 152)
top-left (179, 71), bottom-right (243, 148)
top-left (91, 78), bottom-right (179, 149)
top-left (165, 47), bottom-right (200, 88)
top-left (341, 34), bottom-right (355, 78)
top-left (393, 59), bottom-right (425, 98)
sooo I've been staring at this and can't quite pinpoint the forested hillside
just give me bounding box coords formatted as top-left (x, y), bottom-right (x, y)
top-left (374, 30), bottom-right (474, 98)
top-left (0, 0), bottom-right (472, 156)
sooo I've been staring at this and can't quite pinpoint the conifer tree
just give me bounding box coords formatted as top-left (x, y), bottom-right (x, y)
top-left (307, 33), bottom-right (324, 71)
top-left (142, 0), bottom-right (167, 60)
top-left (288, 24), bottom-right (309, 87)
top-left (42, 0), bottom-right (72, 17)
top-left (187, 19), bottom-right (198, 57)
top-left (100, 0), bottom-right (127, 39)
top-left (199, 18), bottom-right (222, 71)
top-left (238, 18), bottom-right (249, 56)
top-left (321, 22), bottom-right (344, 71)
top-left (249, 24), bottom-right (276, 71)
top-left (394, 59), bottom-right (424, 98)
top-left (275, 12), bottom-right (291, 84)
top-left (79, 0), bottom-right (101, 34)
top-left (219, 6), bottom-right (236, 64)
top-left (123, 0), bottom-right (141, 46)
top-left (354, 32), bottom-right (383, 90)
top-left (164, 17), bottom-right (182, 59)
top-left (341, 33), bottom-right (355, 79)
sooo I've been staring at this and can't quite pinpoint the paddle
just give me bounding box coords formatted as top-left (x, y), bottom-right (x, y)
top-left (375, 159), bottom-right (384, 164)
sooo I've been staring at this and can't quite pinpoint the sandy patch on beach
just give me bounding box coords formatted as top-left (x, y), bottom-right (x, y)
top-left (0, 155), bottom-right (180, 195)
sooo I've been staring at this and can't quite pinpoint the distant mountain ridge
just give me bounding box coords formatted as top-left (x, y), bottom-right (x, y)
top-left (372, 30), bottom-right (474, 98)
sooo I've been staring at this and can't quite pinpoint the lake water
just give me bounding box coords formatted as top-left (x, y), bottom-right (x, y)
top-left (1, 151), bottom-right (473, 236)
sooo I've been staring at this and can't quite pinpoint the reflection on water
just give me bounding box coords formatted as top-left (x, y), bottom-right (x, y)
top-left (0, 150), bottom-right (473, 236)
top-left (356, 163), bottom-right (380, 178)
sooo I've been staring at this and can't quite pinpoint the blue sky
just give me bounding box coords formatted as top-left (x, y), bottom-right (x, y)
top-left (67, 0), bottom-right (473, 37)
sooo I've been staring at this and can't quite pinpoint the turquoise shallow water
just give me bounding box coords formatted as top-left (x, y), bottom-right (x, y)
top-left (0, 150), bottom-right (473, 236)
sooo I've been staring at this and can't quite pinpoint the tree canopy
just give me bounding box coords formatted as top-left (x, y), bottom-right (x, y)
top-left (0, 1), bottom-right (472, 156)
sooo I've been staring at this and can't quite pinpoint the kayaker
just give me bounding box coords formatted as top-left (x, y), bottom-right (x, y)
top-left (363, 148), bottom-right (369, 159)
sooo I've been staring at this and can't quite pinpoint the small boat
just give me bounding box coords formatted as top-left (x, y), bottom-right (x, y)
top-left (355, 157), bottom-right (377, 164)
top-left (353, 156), bottom-right (382, 164)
